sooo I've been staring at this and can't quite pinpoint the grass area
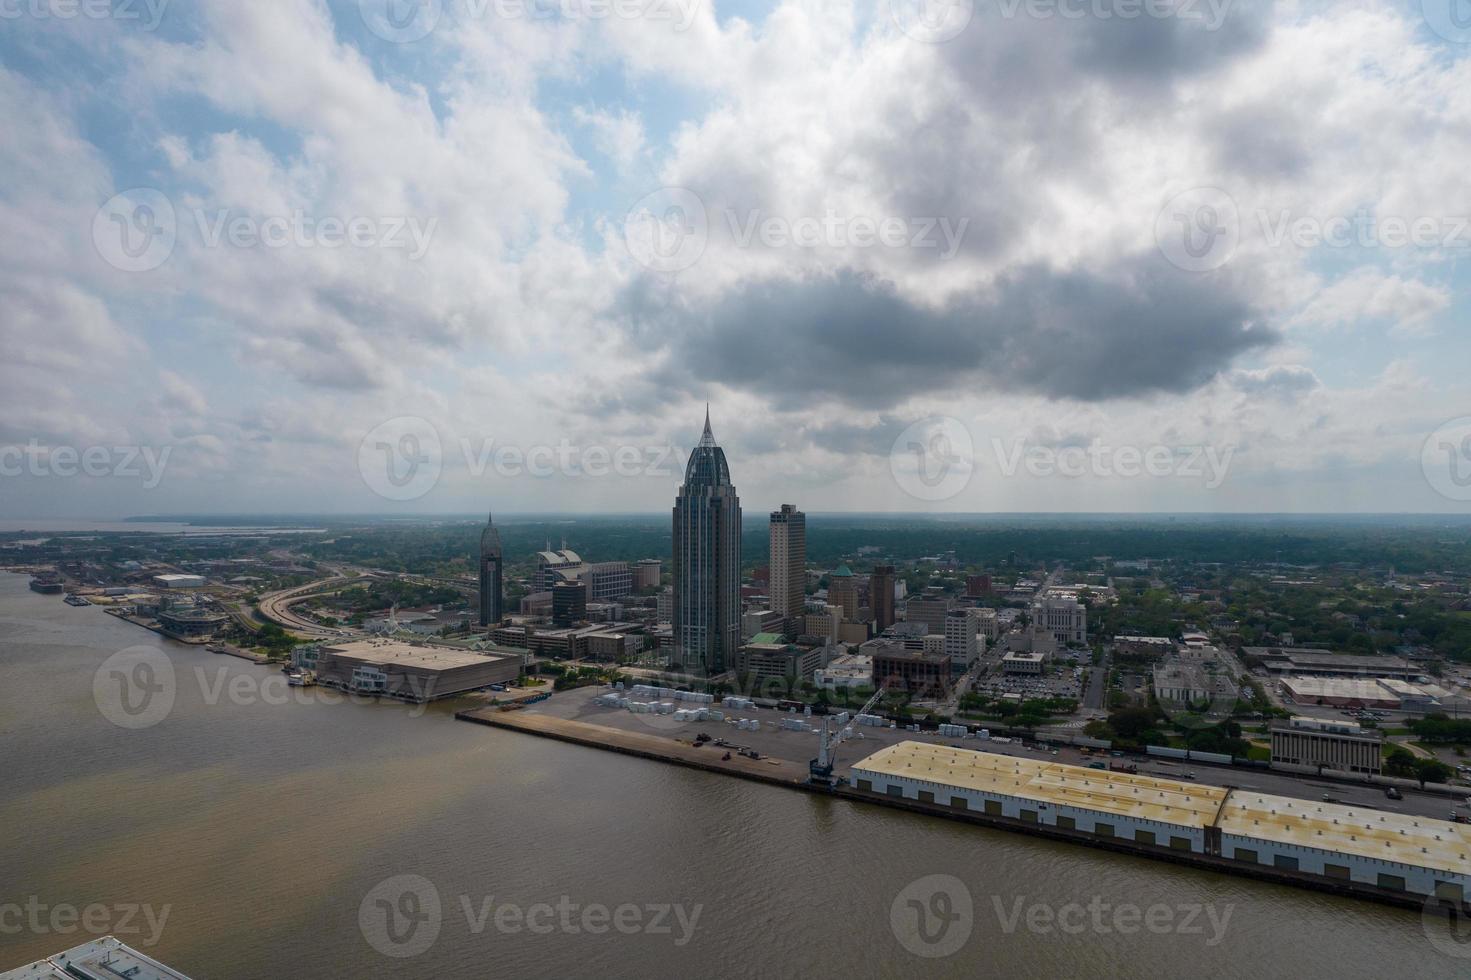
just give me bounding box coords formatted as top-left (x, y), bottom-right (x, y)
top-left (1246, 745), bottom-right (1271, 762)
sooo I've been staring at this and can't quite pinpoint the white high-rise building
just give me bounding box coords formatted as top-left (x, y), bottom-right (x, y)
top-left (944, 608), bottom-right (982, 677)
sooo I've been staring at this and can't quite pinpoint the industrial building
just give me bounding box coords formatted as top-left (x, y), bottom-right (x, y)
top-left (1247, 648), bottom-right (1421, 680)
top-left (1001, 651), bottom-right (1045, 675)
top-left (852, 742), bottom-right (1471, 903)
top-left (311, 639), bottom-right (519, 701)
top-left (1280, 676), bottom-right (1403, 709)
top-left (153, 573), bottom-right (205, 589)
top-left (1271, 716), bottom-right (1384, 775)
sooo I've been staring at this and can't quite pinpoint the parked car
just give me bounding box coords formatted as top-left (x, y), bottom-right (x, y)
top-left (1385, 787), bottom-right (1402, 800)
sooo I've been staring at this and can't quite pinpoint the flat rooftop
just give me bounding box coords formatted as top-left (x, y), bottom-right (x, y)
top-left (854, 742), bottom-right (1230, 830)
top-left (1, 937), bottom-right (192, 980)
top-left (1216, 792), bottom-right (1471, 877)
top-left (1280, 676), bottom-right (1399, 700)
top-left (322, 639), bottom-right (511, 670)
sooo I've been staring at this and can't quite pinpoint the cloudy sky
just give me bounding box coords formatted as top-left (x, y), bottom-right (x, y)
top-left (2, 0), bottom-right (1469, 518)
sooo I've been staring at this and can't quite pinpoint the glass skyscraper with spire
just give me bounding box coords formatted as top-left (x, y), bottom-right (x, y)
top-left (479, 511), bottom-right (503, 628)
top-left (672, 409), bottom-right (742, 674)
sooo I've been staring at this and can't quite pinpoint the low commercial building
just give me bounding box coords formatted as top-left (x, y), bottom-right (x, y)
top-left (1154, 663), bottom-right (1210, 704)
top-left (1114, 636), bottom-right (1176, 657)
top-left (1270, 716), bottom-right (1384, 775)
top-left (814, 653), bottom-right (874, 691)
top-left (1002, 651), bottom-right (1045, 675)
top-left (314, 639), bottom-right (519, 701)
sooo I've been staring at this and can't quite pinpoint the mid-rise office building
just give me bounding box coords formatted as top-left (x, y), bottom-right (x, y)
top-left (552, 580), bottom-right (588, 627)
top-left (632, 558), bottom-right (663, 590)
top-left (869, 639), bottom-right (952, 699)
top-left (534, 546), bottom-right (586, 590)
top-left (672, 410), bottom-right (742, 674)
top-left (584, 561), bottom-right (633, 600)
top-left (905, 589), bottom-right (952, 634)
top-left (870, 565), bottom-right (896, 631)
top-left (828, 565), bottom-right (859, 622)
top-left (769, 504), bottom-right (806, 632)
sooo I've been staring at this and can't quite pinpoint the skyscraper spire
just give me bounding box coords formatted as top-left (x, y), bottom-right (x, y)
top-left (699, 404), bottom-right (716, 448)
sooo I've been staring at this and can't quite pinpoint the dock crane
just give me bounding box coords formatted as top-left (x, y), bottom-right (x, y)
top-left (809, 686), bottom-right (887, 788)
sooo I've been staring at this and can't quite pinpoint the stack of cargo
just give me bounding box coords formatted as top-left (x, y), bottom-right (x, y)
top-left (780, 718), bottom-right (810, 732)
top-left (834, 711), bottom-right (851, 725)
top-left (856, 713), bottom-right (885, 727)
top-left (721, 696), bottom-right (755, 711)
top-left (736, 718), bottom-right (761, 732)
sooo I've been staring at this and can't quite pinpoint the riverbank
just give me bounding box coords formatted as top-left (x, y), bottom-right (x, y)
top-left (461, 708), bottom-right (1468, 917)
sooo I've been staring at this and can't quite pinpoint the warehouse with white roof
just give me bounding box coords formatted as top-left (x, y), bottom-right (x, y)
top-left (851, 741), bottom-right (1471, 903)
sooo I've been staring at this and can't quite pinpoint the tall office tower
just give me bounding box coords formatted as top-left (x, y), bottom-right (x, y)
top-left (769, 504), bottom-right (806, 633)
top-left (672, 409), bottom-right (742, 674)
top-left (478, 511), bottom-right (503, 628)
top-left (871, 565), bottom-right (896, 632)
top-left (828, 565), bottom-right (859, 622)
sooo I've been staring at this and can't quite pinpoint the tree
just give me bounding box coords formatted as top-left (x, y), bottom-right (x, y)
top-left (1108, 707), bottom-right (1158, 743)
top-left (1415, 758), bottom-right (1454, 789)
top-left (1383, 746), bottom-right (1417, 779)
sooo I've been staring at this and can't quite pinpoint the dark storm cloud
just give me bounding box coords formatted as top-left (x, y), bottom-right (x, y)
top-left (618, 258), bottom-right (1276, 411)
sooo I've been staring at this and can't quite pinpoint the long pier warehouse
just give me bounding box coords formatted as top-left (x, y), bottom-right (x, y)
top-left (852, 741), bottom-right (1471, 903)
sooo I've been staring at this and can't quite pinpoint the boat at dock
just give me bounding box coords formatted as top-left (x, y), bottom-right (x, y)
top-left (63, 594), bottom-right (90, 606)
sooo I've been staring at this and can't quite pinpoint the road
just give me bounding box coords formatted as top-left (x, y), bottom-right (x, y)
top-left (255, 573), bottom-right (363, 638)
